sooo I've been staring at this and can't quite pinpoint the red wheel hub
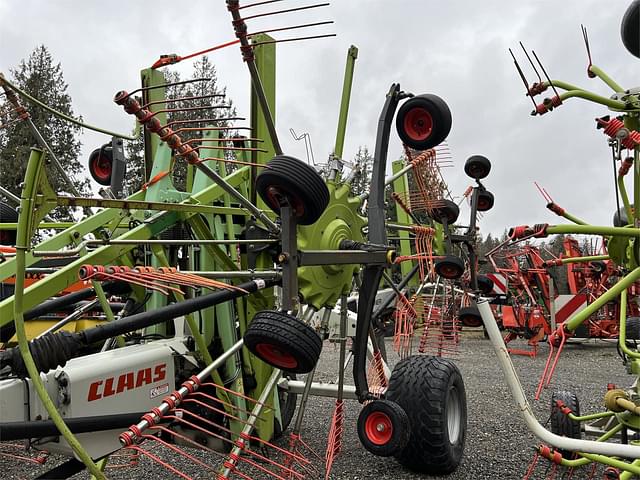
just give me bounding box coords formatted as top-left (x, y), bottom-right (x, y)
top-left (364, 411), bottom-right (393, 445)
top-left (90, 154), bottom-right (112, 182)
top-left (439, 264), bottom-right (461, 279)
top-left (265, 187), bottom-right (305, 218)
top-left (255, 343), bottom-right (298, 369)
top-left (460, 315), bottom-right (482, 328)
top-left (403, 107), bottom-right (433, 142)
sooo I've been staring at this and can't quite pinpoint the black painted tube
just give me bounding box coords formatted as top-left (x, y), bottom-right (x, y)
top-left (81, 278), bottom-right (279, 345)
top-left (0, 412), bottom-right (145, 441)
top-left (24, 281), bottom-right (130, 321)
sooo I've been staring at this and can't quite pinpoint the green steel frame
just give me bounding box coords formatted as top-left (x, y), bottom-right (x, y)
top-left (516, 60), bottom-right (640, 476)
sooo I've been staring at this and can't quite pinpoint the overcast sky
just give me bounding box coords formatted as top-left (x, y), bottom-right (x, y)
top-left (0, 1), bottom-right (637, 237)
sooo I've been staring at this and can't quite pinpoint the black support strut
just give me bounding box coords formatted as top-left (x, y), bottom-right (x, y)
top-left (353, 84), bottom-right (401, 402)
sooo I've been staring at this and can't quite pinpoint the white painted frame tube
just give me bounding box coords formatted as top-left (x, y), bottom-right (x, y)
top-left (477, 299), bottom-right (640, 458)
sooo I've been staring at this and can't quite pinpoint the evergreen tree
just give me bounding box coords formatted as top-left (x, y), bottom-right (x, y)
top-left (0, 45), bottom-right (88, 218)
top-left (349, 146), bottom-right (373, 198)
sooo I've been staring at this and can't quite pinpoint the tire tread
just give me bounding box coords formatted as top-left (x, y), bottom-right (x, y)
top-left (387, 355), bottom-right (467, 474)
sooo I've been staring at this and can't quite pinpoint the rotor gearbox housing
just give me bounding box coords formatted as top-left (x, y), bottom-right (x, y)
top-left (297, 180), bottom-right (366, 310)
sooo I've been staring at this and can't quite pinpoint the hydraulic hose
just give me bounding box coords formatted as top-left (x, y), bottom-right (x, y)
top-left (1, 278), bottom-right (279, 376)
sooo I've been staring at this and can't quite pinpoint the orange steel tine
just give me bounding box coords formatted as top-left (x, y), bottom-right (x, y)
top-left (114, 269), bottom-right (184, 295)
top-left (107, 266), bottom-right (184, 295)
top-left (96, 270), bottom-right (171, 296)
top-left (137, 267), bottom-right (249, 294)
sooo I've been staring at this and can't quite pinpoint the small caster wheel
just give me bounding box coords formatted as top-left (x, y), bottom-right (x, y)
top-left (464, 155), bottom-right (491, 180)
top-left (357, 399), bottom-right (410, 457)
top-left (476, 189), bottom-right (494, 212)
top-left (458, 306), bottom-right (483, 328)
top-left (476, 275), bottom-right (494, 295)
top-left (255, 155), bottom-right (329, 225)
top-left (88, 144), bottom-right (113, 186)
top-left (435, 255), bottom-right (465, 280)
top-left (430, 199), bottom-right (460, 224)
top-left (396, 94), bottom-right (452, 150)
top-left (244, 310), bottom-right (322, 373)
top-left (550, 390), bottom-right (581, 459)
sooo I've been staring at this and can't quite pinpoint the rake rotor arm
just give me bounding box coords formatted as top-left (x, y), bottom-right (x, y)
top-left (0, 73), bottom-right (137, 140)
top-left (543, 254), bottom-right (610, 268)
top-left (529, 79), bottom-right (627, 115)
top-left (585, 64), bottom-right (625, 93)
top-left (226, 0), bottom-right (282, 155)
top-left (545, 202), bottom-right (589, 225)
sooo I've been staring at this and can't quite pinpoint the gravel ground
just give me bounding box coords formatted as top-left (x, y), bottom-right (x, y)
top-left (0, 333), bottom-right (632, 479)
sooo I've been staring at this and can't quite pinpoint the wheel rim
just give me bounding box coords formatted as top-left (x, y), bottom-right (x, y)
top-left (403, 107), bottom-right (433, 142)
top-left (364, 411), bottom-right (393, 445)
top-left (255, 343), bottom-right (298, 369)
top-left (478, 199), bottom-right (491, 210)
top-left (434, 206), bottom-right (456, 224)
top-left (460, 315), bottom-right (482, 328)
top-left (468, 164), bottom-right (488, 178)
top-left (438, 263), bottom-right (461, 279)
top-left (265, 187), bottom-right (306, 218)
top-left (446, 385), bottom-right (462, 444)
top-left (90, 154), bottom-right (112, 182)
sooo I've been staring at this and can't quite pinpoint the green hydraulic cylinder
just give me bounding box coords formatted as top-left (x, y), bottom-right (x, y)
top-left (247, 35), bottom-right (277, 441)
top-left (192, 130), bottom-right (222, 348)
top-left (392, 159), bottom-right (418, 288)
top-left (139, 69), bottom-right (176, 335)
top-left (140, 68), bottom-right (168, 183)
top-left (250, 34), bottom-right (277, 205)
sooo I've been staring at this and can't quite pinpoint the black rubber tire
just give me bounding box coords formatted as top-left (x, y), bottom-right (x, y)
top-left (590, 260), bottom-right (606, 274)
top-left (357, 399), bottom-right (410, 457)
top-left (621, 0), bottom-right (639, 58)
top-left (0, 202), bottom-right (18, 246)
top-left (435, 255), bottom-right (465, 280)
top-left (244, 311), bottom-right (322, 374)
top-left (430, 199), bottom-right (460, 224)
top-left (613, 204), bottom-right (632, 227)
top-left (626, 317), bottom-right (640, 341)
top-left (255, 155), bottom-right (329, 225)
top-left (88, 145), bottom-right (113, 186)
top-left (458, 306), bottom-right (483, 328)
top-left (476, 275), bottom-right (494, 295)
top-left (396, 94), bottom-right (452, 150)
top-left (464, 155), bottom-right (491, 180)
top-left (476, 190), bottom-right (494, 212)
top-left (273, 372), bottom-right (297, 439)
top-left (550, 391), bottom-right (581, 459)
top-left (387, 355), bottom-right (467, 474)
